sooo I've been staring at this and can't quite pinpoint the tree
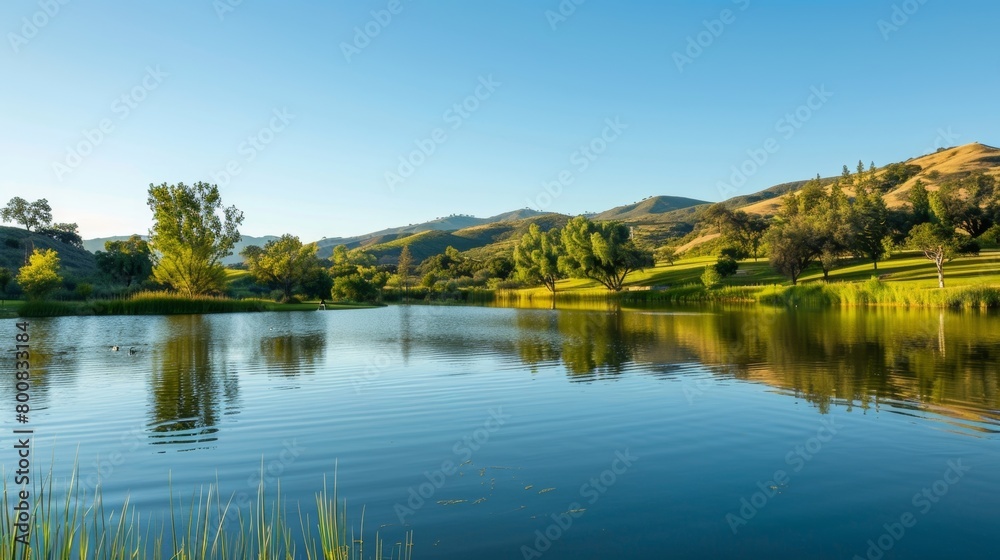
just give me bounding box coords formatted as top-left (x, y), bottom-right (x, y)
top-left (146, 182), bottom-right (244, 296)
top-left (0, 267), bottom-right (11, 299)
top-left (513, 224), bottom-right (564, 294)
top-left (655, 246), bottom-right (678, 266)
top-left (17, 248), bottom-right (62, 300)
top-left (907, 181), bottom-right (932, 226)
top-left (558, 216), bottom-right (654, 292)
top-left (95, 235), bottom-right (153, 287)
top-left (930, 172), bottom-right (998, 238)
top-left (906, 223), bottom-right (962, 289)
top-left (767, 216), bottom-right (823, 285)
top-left (397, 245), bottom-right (413, 298)
top-left (241, 234), bottom-right (320, 300)
top-left (851, 179), bottom-right (890, 270)
top-left (704, 205), bottom-right (769, 261)
top-left (714, 256), bottom-right (738, 278)
top-left (1, 197), bottom-right (52, 231)
top-left (701, 266), bottom-right (721, 288)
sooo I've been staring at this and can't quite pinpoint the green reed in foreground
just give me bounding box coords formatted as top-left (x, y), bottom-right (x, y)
top-left (0, 466), bottom-right (412, 560)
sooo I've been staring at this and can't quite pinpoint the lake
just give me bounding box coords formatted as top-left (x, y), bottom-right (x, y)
top-left (4, 304), bottom-right (999, 559)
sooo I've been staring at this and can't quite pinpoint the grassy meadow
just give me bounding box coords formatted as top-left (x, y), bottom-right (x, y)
top-left (506, 249), bottom-right (1000, 309)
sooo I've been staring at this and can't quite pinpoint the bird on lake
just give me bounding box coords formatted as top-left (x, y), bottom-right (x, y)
top-left (128, 347), bottom-right (138, 355)
top-left (111, 346), bottom-right (120, 351)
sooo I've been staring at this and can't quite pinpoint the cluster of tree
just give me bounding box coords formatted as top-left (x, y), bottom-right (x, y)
top-left (95, 235), bottom-right (153, 287)
top-left (513, 216), bottom-right (654, 293)
top-left (412, 245), bottom-right (515, 291)
top-left (761, 164), bottom-right (997, 286)
top-left (240, 237), bottom-right (395, 303)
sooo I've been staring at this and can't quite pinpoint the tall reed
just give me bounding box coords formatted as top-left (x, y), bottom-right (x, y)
top-left (1, 465), bottom-right (411, 560)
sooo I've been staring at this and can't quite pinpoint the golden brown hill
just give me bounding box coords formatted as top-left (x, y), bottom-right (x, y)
top-left (739, 142), bottom-right (1000, 216)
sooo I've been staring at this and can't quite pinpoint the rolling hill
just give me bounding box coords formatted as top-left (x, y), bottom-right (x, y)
top-left (592, 195), bottom-right (709, 222)
top-left (313, 209), bottom-right (548, 258)
top-left (680, 142), bottom-right (1000, 253)
top-left (738, 143), bottom-right (1000, 217)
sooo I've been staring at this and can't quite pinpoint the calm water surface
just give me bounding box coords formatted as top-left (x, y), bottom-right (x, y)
top-left (3, 304), bottom-right (999, 559)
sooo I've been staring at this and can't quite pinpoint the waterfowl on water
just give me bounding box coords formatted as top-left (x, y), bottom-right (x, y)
top-left (128, 347), bottom-right (137, 355)
top-left (111, 346), bottom-right (120, 351)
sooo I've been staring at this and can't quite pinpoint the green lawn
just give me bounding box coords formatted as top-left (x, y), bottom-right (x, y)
top-left (510, 249), bottom-right (1000, 307)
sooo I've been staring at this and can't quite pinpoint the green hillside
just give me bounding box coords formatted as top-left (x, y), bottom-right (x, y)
top-left (362, 213), bottom-right (569, 264)
top-left (1, 225), bottom-right (98, 279)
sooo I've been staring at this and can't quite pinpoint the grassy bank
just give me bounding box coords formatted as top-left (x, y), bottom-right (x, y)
top-left (13, 292), bottom-right (381, 318)
top-left (503, 250), bottom-right (1000, 309)
top-left (0, 467), bottom-right (411, 560)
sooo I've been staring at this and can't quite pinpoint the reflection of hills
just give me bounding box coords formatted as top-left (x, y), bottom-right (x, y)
top-left (148, 315), bottom-right (240, 448)
top-left (507, 306), bottom-right (1000, 432)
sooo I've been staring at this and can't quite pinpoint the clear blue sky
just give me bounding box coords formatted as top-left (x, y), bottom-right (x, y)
top-left (2, 0), bottom-right (998, 241)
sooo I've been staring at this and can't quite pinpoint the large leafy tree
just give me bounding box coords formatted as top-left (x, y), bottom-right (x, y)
top-left (17, 248), bottom-right (62, 300)
top-left (95, 235), bottom-right (153, 287)
top-left (1, 197), bottom-right (52, 231)
top-left (241, 234), bottom-right (320, 300)
top-left (906, 223), bottom-right (963, 289)
top-left (558, 216), bottom-right (653, 292)
top-left (513, 224), bottom-right (564, 293)
top-left (703, 205), bottom-right (769, 261)
top-left (146, 182), bottom-right (244, 296)
top-left (930, 171), bottom-right (998, 238)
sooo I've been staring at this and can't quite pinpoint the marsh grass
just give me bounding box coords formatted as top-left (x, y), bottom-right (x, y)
top-left (92, 292), bottom-right (269, 315)
top-left (16, 292), bottom-right (269, 317)
top-left (1, 465), bottom-right (412, 560)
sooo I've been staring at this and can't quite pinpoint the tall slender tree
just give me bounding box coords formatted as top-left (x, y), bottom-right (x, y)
top-left (397, 244), bottom-right (413, 298)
